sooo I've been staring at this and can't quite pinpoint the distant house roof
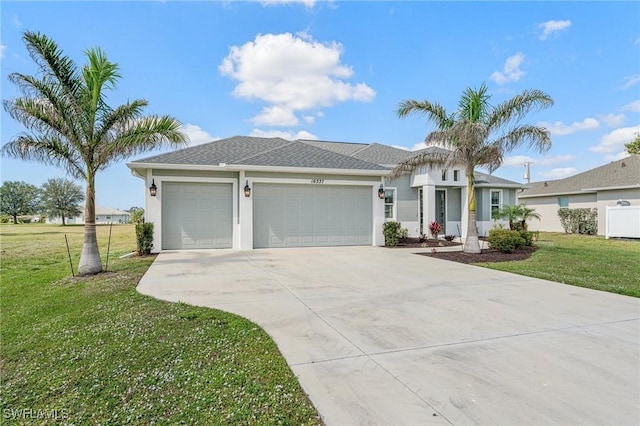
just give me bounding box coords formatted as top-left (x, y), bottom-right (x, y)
top-left (130, 136), bottom-right (387, 171)
top-left (96, 206), bottom-right (130, 216)
top-left (519, 155), bottom-right (640, 198)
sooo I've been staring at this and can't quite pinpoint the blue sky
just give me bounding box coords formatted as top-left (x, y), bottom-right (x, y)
top-left (1, 1), bottom-right (639, 210)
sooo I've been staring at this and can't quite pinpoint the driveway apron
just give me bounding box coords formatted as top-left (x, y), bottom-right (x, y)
top-left (137, 246), bottom-right (640, 425)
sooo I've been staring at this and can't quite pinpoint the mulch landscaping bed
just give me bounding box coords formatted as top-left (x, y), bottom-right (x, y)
top-left (388, 237), bottom-right (461, 248)
top-left (416, 245), bottom-right (538, 264)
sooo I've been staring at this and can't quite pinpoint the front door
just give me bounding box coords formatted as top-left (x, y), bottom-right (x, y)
top-left (435, 190), bottom-right (446, 234)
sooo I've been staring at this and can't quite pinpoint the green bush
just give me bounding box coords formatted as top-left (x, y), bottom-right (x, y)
top-left (399, 227), bottom-right (409, 240)
top-left (0, 215), bottom-right (11, 223)
top-left (135, 222), bottom-right (154, 255)
top-left (557, 208), bottom-right (598, 235)
top-left (519, 230), bottom-right (535, 246)
top-left (382, 221), bottom-right (404, 247)
top-left (488, 228), bottom-right (526, 253)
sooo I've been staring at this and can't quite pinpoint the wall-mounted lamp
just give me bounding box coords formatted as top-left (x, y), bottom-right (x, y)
top-left (378, 184), bottom-right (385, 199)
top-left (244, 180), bottom-right (251, 197)
top-left (149, 179), bottom-right (157, 197)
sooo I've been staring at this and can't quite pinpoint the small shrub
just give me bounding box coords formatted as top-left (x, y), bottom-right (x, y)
top-left (418, 233), bottom-right (427, 243)
top-left (382, 221), bottom-right (403, 247)
top-left (487, 228), bottom-right (526, 253)
top-left (0, 215), bottom-right (11, 223)
top-left (519, 230), bottom-right (535, 246)
top-left (399, 227), bottom-right (409, 240)
top-left (20, 217), bottom-right (32, 224)
top-left (557, 208), bottom-right (598, 235)
top-left (444, 235), bottom-right (456, 242)
top-left (135, 222), bottom-right (154, 255)
top-left (428, 221), bottom-right (442, 239)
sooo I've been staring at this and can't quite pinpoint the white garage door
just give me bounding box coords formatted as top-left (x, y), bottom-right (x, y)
top-left (253, 183), bottom-right (372, 248)
top-left (162, 182), bottom-right (232, 249)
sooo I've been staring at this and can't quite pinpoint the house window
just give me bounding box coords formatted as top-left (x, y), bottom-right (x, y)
top-left (384, 188), bottom-right (396, 220)
top-left (441, 169), bottom-right (448, 181)
top-left (490, 190), bottom-right (502, 217)
top-left (558, 196), bottom-right (569, 208)
top-left (453, 170), bottom-right (460, 182)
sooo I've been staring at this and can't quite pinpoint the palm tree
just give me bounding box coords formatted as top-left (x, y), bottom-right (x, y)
top-left (519, 205), bottom-right (541, 231)
top-left (390, 83), bottom-right (553, 253)
top-left (492, 204), bottom-right (524, 230)
top-left (2, 32), bottom-right (188, 275)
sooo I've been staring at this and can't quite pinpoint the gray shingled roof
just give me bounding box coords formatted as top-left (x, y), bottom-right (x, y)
top-left (519, 155), bottom-right (640, 197)
top-left (131, 136), bottom-right (386, 171)
top-left (474, 172), bottom-right (523, 187)
top-left (298, 139), bottom-right (368, 156)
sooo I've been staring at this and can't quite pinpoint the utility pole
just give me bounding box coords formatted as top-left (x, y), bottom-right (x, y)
top-left (523, 161), bottom-right (532, 184)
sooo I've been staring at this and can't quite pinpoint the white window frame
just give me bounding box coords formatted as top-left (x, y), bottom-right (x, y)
top-left (384, 187), bottom-right (397, 221)
top-left (490, 189), bottom-right (503, 217)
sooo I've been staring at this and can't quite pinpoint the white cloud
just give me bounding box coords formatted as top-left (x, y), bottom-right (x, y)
top-left (251, 106), bottom-right (299, 126)
top-left (490, 52), bottom-right (525, 85)
top-left (599, 113), bottom-right (626, 127)
top-left (604, 151), bottom-right (631, 162)
top-left (250, 128), bottom-right (318, 140)
top-left (620, 74), bottom-right (640, 90)
top-left (259, 0), bottom-right (316, 8)
top-left (12, 14), bottom-right (21, 28)
top-left (622, 100), bottom-right (640, 112)
top-left (503, 154), bottom-right (575, 167)
top-left (220, 32), bottom-right (375, 127)
top-left (180, 123), bottom-right (219, 146)
top-left (538, 118), bottom-right (599, 136)
top-left (0, 44), bottom-right (5, 59)
top-left (537, 20), bottom-right (571, 41)
top-left (589, 125), bottom-right (640, 153)
top-left (539, 167), bottom-right (578, 179)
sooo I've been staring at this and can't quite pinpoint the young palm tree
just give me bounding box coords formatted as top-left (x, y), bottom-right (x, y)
top-left (492, 204), bottom-right (524, 230)
top-left (390, 83), bottom-right (553, 253)
top-left (2, 32), bottom-right (188, 275)
top-left (519, 205), bottom-right (541, 231)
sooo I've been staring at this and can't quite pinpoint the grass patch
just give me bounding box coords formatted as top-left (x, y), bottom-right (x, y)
top-left (1, 223), bottom-right (321, 425)
top-left (476, 232), bottom-right (640, 297)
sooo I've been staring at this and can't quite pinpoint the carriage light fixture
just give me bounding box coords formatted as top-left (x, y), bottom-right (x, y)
top-left (149, 179), bottom-right (157, 197)
top-left (378, 184), bottom-right (385, 199)
top-left (244, 181), bottom-right (251, 197)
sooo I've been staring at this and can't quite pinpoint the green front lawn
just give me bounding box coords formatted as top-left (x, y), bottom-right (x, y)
top-left (477, 232), bottom-right (640, 297)
top-left (0, 224), bottom-right (321, 425)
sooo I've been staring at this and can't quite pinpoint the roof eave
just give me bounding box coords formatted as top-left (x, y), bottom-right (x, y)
top-left (518, 189), bottom-right (597, 198)
top-left (126, 162), bottom-right (389, 176)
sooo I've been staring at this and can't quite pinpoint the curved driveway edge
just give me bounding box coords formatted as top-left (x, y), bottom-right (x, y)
top-left (137, 246), bottom-right (640, 425)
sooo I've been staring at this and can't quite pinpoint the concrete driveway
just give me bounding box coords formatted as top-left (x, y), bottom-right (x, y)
top-left (137, 246), bottom-right (640, 425)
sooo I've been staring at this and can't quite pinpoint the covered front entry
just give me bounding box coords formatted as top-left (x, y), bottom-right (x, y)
top-left (162, 182), bottom-right (233, 249)
top-left (252, 183), bottom-right (373, 248)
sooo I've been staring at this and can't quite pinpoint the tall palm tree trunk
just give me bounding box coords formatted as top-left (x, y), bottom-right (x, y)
top-left (465, 172), bottom-right (481, 254)
top-left (78, 175), bottom-right (102, 275)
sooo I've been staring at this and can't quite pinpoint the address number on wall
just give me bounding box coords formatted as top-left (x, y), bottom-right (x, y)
top-left (311, 179), bottom-right (325, 184)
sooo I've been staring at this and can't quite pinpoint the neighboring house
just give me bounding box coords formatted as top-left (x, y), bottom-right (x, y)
top-left (47, 206), bottom-right (131, 224)
top-left (127, 136), bottom-right (522, 251)
top-left (518, 155), bottom-right (640, 235)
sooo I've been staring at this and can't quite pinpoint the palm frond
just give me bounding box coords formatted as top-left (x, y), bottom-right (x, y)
top-left (1, 135), bottom-right (85, 179)
top-left (488, 89), bottom-right (553, 130)
top-left (95, 115), bottom-right (188, 169)
top-left (458, 83), bottom-right (491, 122)
top-left (494, 124), bottom-right (552, 154)
top-left (397, 99), bottom-right (453, 129)
top-left (389, 150), bottom-right (450, 179)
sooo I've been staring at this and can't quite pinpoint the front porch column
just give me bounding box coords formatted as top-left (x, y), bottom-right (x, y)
top-left (460, 185), bottom-right (468, 240)
top-left (422, 184), bottom-right (436, 234)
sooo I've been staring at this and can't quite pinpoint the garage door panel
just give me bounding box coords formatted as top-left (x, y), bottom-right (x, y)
top-left (254, 183), bottom-right (372, 248)
top-left (162, 182), bottom-right (232, 250)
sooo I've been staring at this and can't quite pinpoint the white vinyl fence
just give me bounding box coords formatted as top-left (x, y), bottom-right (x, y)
top-left (605, 205), bottom-right (640, 239)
